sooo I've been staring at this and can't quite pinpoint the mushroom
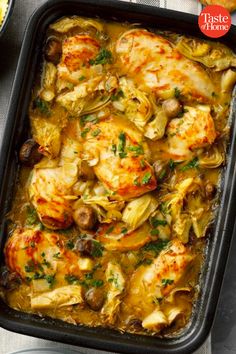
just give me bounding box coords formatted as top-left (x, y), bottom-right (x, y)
top-left (0, 266), bottom-right (21, 291)
top-left (162, 98), bottom-right (182, 118)
top-left (84, 287), bottom-right (105, 311)
top-left (74, 238), bottom-right (93, 257)
top-left (45, 38), bottom-right (62, 65)
top-left (79, 161), bottom-right (95, 181)
top-left (205, 182), bottom-right (217, 199)
top-left (73, 205), bottom-right (97, 230)
top-left (19, 139), bottom-right (43, 166)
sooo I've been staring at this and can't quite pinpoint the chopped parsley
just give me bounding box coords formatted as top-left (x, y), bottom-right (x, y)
top-left (150, 218), bottom-right (167, 228)
top-left (92, 128), bottom-right (101, 137)
top-left (66, 240), bottom-right (75, 250)
top-left (53, 252), bottom-right (61, 259)
top-left (118, 132), bottom-right (126, 158)
top-left (121, 227), bottom-right (128, 235)
top-left (81, 127), bottom-right (90, 138)
top-left (106, 225), bottom-right (114, 234)
top-left (79, 75), bottom-right (86, 81)
top-left (25, 261), bottom-right (36, 273)
top-left (174, 87), bottom-right (181, 99)
top-left (133, 177), bottom-right (140, 186)
top-left (33, 97), bottom-right (51, 116)
top-left (91, 279), bottom-right (104, 287)
top-left (91, 240), bottom-right (103, 258)
top-left (140, 159), bottom-right (146, 169)
top-left (143, 240), bottom-right (169, 255)
top-left (80, 115), bottom-right (98, 127)
top-left (150, 229), bottom-right (159, 236)
top-left (26, 206), bottom-right (38, 226)
top-left (141, 172), bottom-right (152, 185)
top-left (127, 144), bottom-right (144, 156)
top-left (45, 274), bottom-right (55, 288)
top-left (161, 278), bottom-right (174, 287)
top-left (169, 159), bottom-right (178, 170)
top-left (89, 48), bottom-right (112, 65)
top-left (111, 144), bottom-right (117, 155)
top-left (65, 274), bottom-right (79, 284)
top-left (180, 157), bottom-right (199, 172)
top-left (111, 89), bottom-right (124, 101)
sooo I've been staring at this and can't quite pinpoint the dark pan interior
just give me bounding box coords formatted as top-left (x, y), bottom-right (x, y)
top-left (0, 1), bottom-right (236, 353)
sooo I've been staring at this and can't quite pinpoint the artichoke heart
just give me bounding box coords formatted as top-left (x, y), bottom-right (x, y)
top-left (31, 285), bottom-right (83, 309)
top-left (114, 77), bottom-right (153, 130)
top-left (176, 37), bottom-right (236, 71)
top-left (50, 16), bottom-right (103, 33)
top-left (122, 193), bottom-right (158, 230)
top-left (101, 262), bottom-right (125, 324)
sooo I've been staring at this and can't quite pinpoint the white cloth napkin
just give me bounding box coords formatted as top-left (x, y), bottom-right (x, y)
top-left (0, 0), bottom-right (210, 353)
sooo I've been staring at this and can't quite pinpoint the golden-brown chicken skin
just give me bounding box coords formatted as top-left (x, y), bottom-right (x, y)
top-left (116, 29), bottom-right (215, 103)
top-left (123, 239), bottom-right (194, 320)
top-left (81, 114), bottom-right (157, 200)
top-left (5, 228), bottom-right (82, 281)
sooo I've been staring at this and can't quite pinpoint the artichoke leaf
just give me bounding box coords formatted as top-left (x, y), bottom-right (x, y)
top-left (40, 62), bottom-right (57, 102)
top-left (50, 16), bottom-right (103, 33)
top-left (142, 309), bottom-right (168, 331)
top-left (122, 193), bottom-right (158, 230)
top-left (198, 145), bottom-right (225, 168)
top-left (176, 37), bottom-right (236, 71)
top-left (101, 263), bottom-right (125, 324)
top-left (31, 285), bottom-right (83, 309)
top-left (115, 77), bottom-right (153, 130)
top-left (144, 108), bottom-right (168, 141)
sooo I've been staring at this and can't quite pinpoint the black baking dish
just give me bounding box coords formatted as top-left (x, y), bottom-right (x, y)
top-left (0, 1), bottom-right (236, 353)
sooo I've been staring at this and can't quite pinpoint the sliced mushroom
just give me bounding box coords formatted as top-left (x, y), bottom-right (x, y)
top-left (45, 38), bottom-right (62, 65)
top-left (74, 238), bottom-right (93, 257)
top-left (79, 161), bottom-right (95, 181)
top-left (19, 139), bottom-right (43, 166)
top-left (73, 205), bottom-right (97, 230)
top-left (85, 287), bottom-right (105, 311)
top-left (162, 98), bottom-right (182, 118)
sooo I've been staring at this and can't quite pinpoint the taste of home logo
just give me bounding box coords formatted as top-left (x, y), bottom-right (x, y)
top-left (198, 5), bottom-right (231, 38)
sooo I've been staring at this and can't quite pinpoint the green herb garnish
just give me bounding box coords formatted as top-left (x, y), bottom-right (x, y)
top-left (111, 89), bottom-right (124, 101)
top-left (141, 172), bottom-right (152, 185)
top-left (180, 157), bottom-right (199, 172)
top-left (65, 274), bottom-right (79, 284)
top-left (92, 128), bottom-right (101, 137)
top-left (150, 218), bottom-right (167, 228)
top-left (91, 279), bottom-right (104, 287)
top-left (161, 278), bottom-right (174, 287)
top-left (143, 240), bottom-right (169, 255)
top-left (174, 87), bottom-right (181, 99)
top-left (33, 97), bottom-right (51, 116)
top-left (91, 240), bottom-right (103, 258)
top-left (89, 48), bottom-right (112, 65)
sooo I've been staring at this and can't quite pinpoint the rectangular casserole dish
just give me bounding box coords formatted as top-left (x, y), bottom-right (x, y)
top-left (0, 0), bottom-right (236, 353)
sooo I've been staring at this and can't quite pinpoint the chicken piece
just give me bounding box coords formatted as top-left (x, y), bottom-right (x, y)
top-left (82, 115), bottom-right (157, 200)
top-left (153, 105), bottom-right (216, 160)
top-left (29, 120), bottom-right (84, 230)
top-left (29, 162), bottom-right (78, 229)
top-left (116, 29), bottom-right (215, 103)
top-left (4, 228), bottom-right (82, 282)
top-left (122, 239), bottom-right (194, 320)
top-left (31, 285), bottom-right (83, 309)
top-left (166, 105), bottom-right (216, 159)
top-left (57, 35), bottom-right (100, 86)
top-left (101, 262), bottom-right (125, 324)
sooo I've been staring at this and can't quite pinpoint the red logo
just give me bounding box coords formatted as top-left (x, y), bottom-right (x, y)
top-left (198, 5), bottom-right (231, 38)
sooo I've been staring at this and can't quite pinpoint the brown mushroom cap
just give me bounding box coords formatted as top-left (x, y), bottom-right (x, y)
top-left (162, 98), bottom-right (182, 119)
top-left (19, 139), bottom-right (43, 167)
top-left (73, 205), bottom-right (97, 230)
